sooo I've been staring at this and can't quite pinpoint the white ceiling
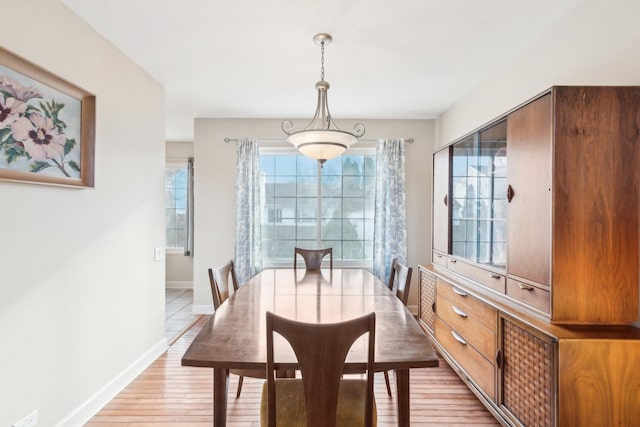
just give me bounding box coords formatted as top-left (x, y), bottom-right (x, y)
top-left (62, 0), bottom-right (586, 141)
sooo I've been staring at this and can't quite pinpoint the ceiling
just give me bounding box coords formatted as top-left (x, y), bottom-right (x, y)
top-left (61, 0), bottom-right (586, 141)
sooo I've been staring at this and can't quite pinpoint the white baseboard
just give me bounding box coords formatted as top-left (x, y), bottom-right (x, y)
top-left (56, 337), bottom-right (168, 427)
top-left (165, 281), bottom-right (193, 289)
top-left (192, 304), bottom-right (215, 315)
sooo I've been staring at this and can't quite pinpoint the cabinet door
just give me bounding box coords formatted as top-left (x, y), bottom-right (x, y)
top-left (418, 268), bottom-right (437, 333)
top-left (559, 339), bottom-right (640, 426)
top-left (432, 147), bottom-right (449, 254)
top-left (499, 316), bottom-right (556, 427)
top-left (506, 94), bottom-right (551, 286)
top-left (552, 86), bottom-right (640, 323)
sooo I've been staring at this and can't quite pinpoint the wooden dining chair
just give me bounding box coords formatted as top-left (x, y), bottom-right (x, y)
top-left (388, 258), bottom-right (413, 306)
top-left (208, 259), bottom-right (239, 309)
top-left (380, 258), bottom-right (413, 396)
top-left (294, 247), bottom-right (333, 270)
top-left (260, 311), bottom-right (377, 427)
top-left (208, 260), bottom-right (266, 398)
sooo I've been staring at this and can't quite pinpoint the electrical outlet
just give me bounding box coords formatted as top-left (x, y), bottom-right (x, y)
top-left (154, 247), bottom-right (164, 262)
top-left (12, 410), bottom-right (37, 427)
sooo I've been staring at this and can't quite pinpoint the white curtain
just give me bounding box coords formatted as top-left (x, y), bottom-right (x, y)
top-left (373, 138), bottom-right (408, 283)
top-left (234, 138), bottom-right (263, 283)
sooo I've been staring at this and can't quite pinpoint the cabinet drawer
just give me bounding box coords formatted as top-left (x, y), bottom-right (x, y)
top-left (432, 251), bottom-right (448, 267)
top-left (506, 278), bottom-right (550, 313)
top-left (435, 317), bottom-right (496, 401)
top-left (447, 258), bottom-right (506, 293)
top-left (438, 295), bottom-right (496, 360)
top-left (437, 280), bottom-right (497, 331)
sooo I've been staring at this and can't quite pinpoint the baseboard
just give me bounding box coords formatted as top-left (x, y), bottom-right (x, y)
top-left (408, 304), bottom-right (418, 316)
top-left (56, 337), bottom-right (168, 427)
top-left (192, 304), bottom-right (215, 315)
top-left (165, 281), bottom-right (193, 289)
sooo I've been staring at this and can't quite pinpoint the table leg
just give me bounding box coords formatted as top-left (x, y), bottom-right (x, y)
top-left (213, 368), bottom-right (229, 426)
top-left (395, 368), bottom-right (410, 427)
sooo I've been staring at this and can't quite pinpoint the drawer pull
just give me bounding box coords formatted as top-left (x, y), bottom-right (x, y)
top-left (518, 283), bottom-right (535, 291)
top-left (436, 254), bottom-right (443, 258)
top-left (451, 286), bottom-right (468, 297)
top-left (490, 274), bottom-right (501, 279)
top-left (451, 330), bottom-right (467, 345)
top-left (507, 184), bottom-right (515, 202)
top-left (431, 301), bottom-right (436, 312)
top-left (444, 194), bottom-right (448, 207)
top-left (450, 259), bottom-right (457, 263)
top-left (496, 350), bottom-right (502, 368)
top-left (452, 305), bottom-right (468, 318)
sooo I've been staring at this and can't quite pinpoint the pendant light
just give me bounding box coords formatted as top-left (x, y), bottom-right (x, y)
top-left (282, 33), bottom-right (365, 165)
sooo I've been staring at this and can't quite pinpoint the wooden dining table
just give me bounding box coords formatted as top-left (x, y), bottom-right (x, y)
top-left (182, 268), bottom-right (439, 426)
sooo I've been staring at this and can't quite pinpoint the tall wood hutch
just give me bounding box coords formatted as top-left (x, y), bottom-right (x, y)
top-left (420, 86), bottom-right (640, 426)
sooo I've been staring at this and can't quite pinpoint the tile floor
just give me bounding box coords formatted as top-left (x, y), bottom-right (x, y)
top-left (165, 288), bottom-right (200, 343)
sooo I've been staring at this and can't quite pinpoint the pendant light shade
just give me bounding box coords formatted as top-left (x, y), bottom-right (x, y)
top-left (282, 34), bottom-right (365, 165)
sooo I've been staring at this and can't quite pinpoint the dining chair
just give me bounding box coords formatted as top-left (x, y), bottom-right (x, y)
top-left (387, 258), bottom-right (413, 306)
top-left (208, 259), bottom-right (239, 309)
top-left (208, 260), bottom-right (267, 398)
top-left (260, 311), bottom-right (377, 427)
top-left (381, 258), bottom-right (413, 396)
top-left (294, 247), bottom-right (333, 270)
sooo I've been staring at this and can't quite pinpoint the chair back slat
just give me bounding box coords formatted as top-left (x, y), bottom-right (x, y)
top-left (208, 260), bottom-right (239, 309)
top-left (388, 259), bottom-right (413, 306)
top-left (294, 247), bottom-right (333, 270)
top-left (266, 311), bottom-right (375, 427)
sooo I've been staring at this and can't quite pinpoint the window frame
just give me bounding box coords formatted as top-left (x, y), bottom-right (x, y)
top-left (259, 144), bottom-right (376, 269)
top-left (165, 159), bottom-right (189, 254)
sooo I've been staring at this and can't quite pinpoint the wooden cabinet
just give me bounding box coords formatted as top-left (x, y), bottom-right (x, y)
top-left (507, 87), bottom-right (640, 323)
top-left (419, 265), bottom-right (640, 427)
top-left (433, 86), bottom-right (640, 324)
top-left (422, 83), bottom-right (640, 427)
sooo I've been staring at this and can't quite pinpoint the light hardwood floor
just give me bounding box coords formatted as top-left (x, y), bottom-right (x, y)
top-left (87, 316), bottom-right (500, 426)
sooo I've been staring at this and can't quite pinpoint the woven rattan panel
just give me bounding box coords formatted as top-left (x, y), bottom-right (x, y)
top-left (503, 320), bottom-right (553, 427)
top-left (419, 270), bottom-right (436, 331)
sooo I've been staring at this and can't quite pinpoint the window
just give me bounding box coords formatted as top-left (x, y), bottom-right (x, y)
top-left (165, 164), bottom-right (188, 249)
top-left (260, 151), bottom-right (376, 266)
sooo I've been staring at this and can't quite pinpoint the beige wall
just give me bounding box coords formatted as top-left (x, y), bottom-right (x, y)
top-left (166, 141), bottom-right (194, 287)
top-left (193, 118), bottom-right (435, 313)
top-left (166, 140), bottom-right (193, 159)
top-left (436, 0), bottom-right (640, 323)
top-left (0, 1), bottom-right (165, 425)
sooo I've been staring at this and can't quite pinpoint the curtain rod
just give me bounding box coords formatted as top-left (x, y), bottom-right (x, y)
top-left (224, 137), bottom-right (414, 144)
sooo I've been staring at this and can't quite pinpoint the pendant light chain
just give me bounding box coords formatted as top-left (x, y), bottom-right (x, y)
top-left (281, 33), bottom-right (365, 165)
top-left (320, 41), bottom-right (325, 82)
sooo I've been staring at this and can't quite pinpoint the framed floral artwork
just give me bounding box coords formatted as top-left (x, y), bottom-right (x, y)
top-left (0, 46), bottom-right (95, 187)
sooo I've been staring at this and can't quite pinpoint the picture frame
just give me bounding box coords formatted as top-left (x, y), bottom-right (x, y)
top-left (0, 46), bottom-right (95, 187)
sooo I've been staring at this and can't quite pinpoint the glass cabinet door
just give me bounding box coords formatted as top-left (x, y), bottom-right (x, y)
top-left (450, 120), bottom-right (507, 268)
